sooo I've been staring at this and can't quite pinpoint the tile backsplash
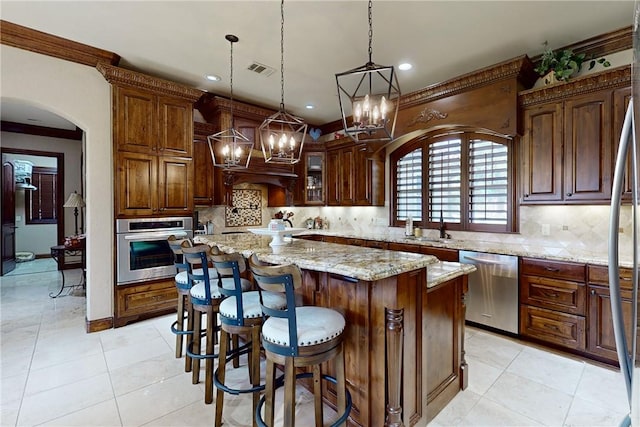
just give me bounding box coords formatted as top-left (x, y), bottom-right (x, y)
top-left (196, 184), bottom-right (634, 259)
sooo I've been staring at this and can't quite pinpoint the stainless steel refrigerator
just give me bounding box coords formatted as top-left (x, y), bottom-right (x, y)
top-left (609, 3), bottom-right (640, 426)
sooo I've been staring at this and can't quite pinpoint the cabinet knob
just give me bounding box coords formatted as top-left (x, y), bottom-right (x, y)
top-left (591, 289), bottom-right (596, 295)
top-left (566, 192), bottom-right (572, 197)
top-left (523, 194), bottom-right (529, 198)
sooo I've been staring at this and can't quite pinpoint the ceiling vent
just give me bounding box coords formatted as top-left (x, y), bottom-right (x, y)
top-left (247, 62), bottom-right (275, 77)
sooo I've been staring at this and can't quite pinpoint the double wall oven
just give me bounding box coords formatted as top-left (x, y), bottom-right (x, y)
top-left (116, 217), bottom-right (193, 285)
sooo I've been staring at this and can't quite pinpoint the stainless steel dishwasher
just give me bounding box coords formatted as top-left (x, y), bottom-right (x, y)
top-left (459, 250), bottom-right (519, 334)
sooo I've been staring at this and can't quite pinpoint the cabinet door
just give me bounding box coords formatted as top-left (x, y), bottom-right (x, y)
top-left (157, 96), bottom-right (193, 157)
top-left (340, 147), bottom-right (355, 205)
top-left (327, 149), bottom-right (341, 206)
top-left (521, 102), bottom-right (563, 202)
top-left (354, 145), bottom-right (385, 206)
top-left (587, 284), bottom-right (633, 363)
top-left (193, 135), bottom-right (214, 206)
top-left (563, 91), bottom-right (612, 201)
top-left (157, 156), bottom-right (193, 215)
top-left (304, 152), bottom-right (325, 205)
top-left (115, 86), bottom-right (158, 153)
top-left (116, 151), bottom-right (157, 216)
top-left (613, 86), bottom-right (638, 201)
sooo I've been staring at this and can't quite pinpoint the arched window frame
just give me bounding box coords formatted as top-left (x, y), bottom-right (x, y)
top-left (390, 129), bottom-right (517, 233)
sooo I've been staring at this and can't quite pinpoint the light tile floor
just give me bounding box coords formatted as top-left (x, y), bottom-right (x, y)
top-left (0, 264), bottom-right (630, 426)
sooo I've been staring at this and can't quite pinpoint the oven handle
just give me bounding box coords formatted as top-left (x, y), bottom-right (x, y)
top-left (122, 231), bottom-right (189, 241)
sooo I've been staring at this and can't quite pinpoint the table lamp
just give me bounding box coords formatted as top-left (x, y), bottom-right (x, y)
top-left (63, 191), bottom-right (85, 236)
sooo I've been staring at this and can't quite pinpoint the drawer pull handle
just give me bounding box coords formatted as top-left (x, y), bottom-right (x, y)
top-left (545, 324), bottom-right (559, 331)
top-left (545, 292), bottom-right (559, 298)
top-left (544, 267), bottom-right (560, 272)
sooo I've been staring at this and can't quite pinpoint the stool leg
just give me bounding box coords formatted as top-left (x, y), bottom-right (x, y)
top-left (205, 310), bottom-right (215, 404)
top-left (264, 358), bottom-right (276, 427)
top-left (313, 364), bottom-right (323, 427)
top-left (185, 299), bottom-right (194, 373)
top-left (250, 327), bottom-right (261, 427)
top-left (336, 343), bottom-right (347, 427)
top-left (192, 309), bottom-right (202, 384)
top-left (284, 357), bottom-right (296, 427)
top-left (175, 293), bottom-right (185, 358)
top-left (232, 333), bottom-right (240, 368)
top-left (215, 328), bottom-right (229, 427)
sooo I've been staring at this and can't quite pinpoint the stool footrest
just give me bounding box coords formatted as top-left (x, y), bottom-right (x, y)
top-left (255, 372), bottom-right (352, 427)
top-left (170, 320), bottom-right (194, 337)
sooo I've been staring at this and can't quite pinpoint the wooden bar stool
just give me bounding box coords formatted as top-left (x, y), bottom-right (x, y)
top-left (182, 245), bottom-right (249, 404)
top-left (210, 251), bottom-right (286, 427)
top-left (167, 235), bottom-right (194, 372)
top-left (248, 254), bottom-right (352, 427)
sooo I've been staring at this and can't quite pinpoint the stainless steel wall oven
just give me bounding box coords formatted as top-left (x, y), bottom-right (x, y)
top-left (116, 217), bottom-right (193, 285)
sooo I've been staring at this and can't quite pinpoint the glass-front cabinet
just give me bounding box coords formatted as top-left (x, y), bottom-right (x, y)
top-left (304, 152), bottom-right (325, 205)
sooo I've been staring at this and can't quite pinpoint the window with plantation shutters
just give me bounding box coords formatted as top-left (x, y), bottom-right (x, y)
top-left (428, 137), bottom-right (461, 224)
top-left (396, 147), bottom-right (423, 221)
top-left (469, 138), bottom-right (508, 225)
top-left (391, 130), bottom-right (515, 233)
top-left (26, 167), bottom-right (57, 224)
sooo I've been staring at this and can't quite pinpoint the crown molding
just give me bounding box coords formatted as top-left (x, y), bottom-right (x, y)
top-left (96, 63), bottom-right (202, 102)
top-left (0, 20), bottom-right (119, 67)
top-left (519, 65), bottom-right (631, 107)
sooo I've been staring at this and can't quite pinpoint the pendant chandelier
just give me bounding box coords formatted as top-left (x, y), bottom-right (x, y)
top-left (335, 0), bottom-right (400, 144)
top-left (207, 34), bottom-right (253, 169)
top-left (259, 0), bottom-right (307, 164)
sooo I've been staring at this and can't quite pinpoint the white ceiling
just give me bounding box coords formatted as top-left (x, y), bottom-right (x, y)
top-left (0, 0), bottom-right (636, 130)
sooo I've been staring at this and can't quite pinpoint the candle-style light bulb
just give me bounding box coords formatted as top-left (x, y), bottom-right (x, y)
top-left (222, 144), bottom-right (229, 156)
top-left (354, 103), bottom-right (362, 123)
top-left (289, 136), bottom-right (295, 151)
top-left (363, 94), bottom-right (370, 116)
top-left (380, 96), bottom-right (387, 120)
top-left (235, 146), bottom-right (242, 161)
top-left (269, 134), bottom-right (275, 150)
top-left (372, 105), bottom-right (380, 123)
top-left (279, 134), bottom-right (286, 150)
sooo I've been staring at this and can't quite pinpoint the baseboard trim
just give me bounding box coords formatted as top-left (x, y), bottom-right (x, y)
top-left (86, 316), bottom-right (113, 333)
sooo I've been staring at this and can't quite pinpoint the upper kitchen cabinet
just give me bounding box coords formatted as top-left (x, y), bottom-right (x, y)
top-left (97, 63), bottom-right (202, 217)
top-left (293, 151), bottom-right (326, 206)
top-left (613, 86), bottom-right (639, 202)
top-left (326, 139), bottom-right (384, 207)
top-left (114, 86), bottom-right (194, 157)
top-left (519, 65), bottom-right (631, 205)
top-left (193, 121), bottom-right (217, 206)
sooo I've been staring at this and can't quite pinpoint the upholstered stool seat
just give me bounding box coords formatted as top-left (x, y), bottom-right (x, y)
top-left (248, 254), bottom-right (352, 427)
top-left (212, 251), bottom-right (287, 427)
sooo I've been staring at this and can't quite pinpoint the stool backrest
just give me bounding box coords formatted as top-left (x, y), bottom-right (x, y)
top-left (167, 235), bottom-right (192, 273)
top-left (210, 251), bottom-right (247, 326)
top-left (182, 245), bottom-right (213, 302)
top-left (248, 253), bottom-right (303, 354)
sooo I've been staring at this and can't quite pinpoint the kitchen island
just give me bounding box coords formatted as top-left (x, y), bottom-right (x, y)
top-left (195, 233), bottom-right (475, 426)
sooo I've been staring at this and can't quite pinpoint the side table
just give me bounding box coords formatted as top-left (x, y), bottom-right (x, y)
top-left (50, 244), bottom-right (86, 298)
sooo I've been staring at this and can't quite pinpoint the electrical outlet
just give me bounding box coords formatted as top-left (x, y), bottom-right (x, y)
top-left (619, 227), bottom-right (625, 233)
top-left (541, 224), bottom-right (550, 236)
top-left (562, 225), bottom-right (569, 231)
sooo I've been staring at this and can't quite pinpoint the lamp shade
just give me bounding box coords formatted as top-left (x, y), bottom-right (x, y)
top-left (63, 191), bottom-right (85, 208)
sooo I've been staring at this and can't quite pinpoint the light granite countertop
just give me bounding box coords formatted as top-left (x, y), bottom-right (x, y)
top-left (294, 230), bottom-right (634, 269)
top-left (427, 262), bottom-right (476, 288)
top-left (193, 233), bottom-right (451, 282)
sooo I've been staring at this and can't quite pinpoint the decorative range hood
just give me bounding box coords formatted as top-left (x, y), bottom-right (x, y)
top-left (14, 160), bottom-right (38, 191)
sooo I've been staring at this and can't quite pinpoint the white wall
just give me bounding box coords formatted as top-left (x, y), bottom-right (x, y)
top-left (1, 45), bottom-right (113, 324)
top-left (3, 135), bottom-right (83, 254)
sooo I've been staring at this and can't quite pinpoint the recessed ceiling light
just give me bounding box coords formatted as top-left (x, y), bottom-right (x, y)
top-left (205, 74), bottom-right (221, 81)
top-left (398, 63), bottom-right (412, 71)
top-left (305, 104), bottom-right (315, 109)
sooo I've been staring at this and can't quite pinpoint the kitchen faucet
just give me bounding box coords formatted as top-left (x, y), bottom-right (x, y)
top-left (283, 219), bottom-right (293, 227)
top-left (439, 210), bottom-right (447, 239)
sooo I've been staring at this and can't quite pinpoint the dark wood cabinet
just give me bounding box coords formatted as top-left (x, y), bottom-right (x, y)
top-left (327, 140), bottom-right (384, 207)
top-left (293, 151), bottom-right (326, 206)
top-left (115, 86), bottom-right (193, 157)
top-left (519, 257), bottom-right (587, 351)
top-left (521, 91), bottom-right (613, 204)
top-left (388, 242), bottom-right (459, 262)
top-left (613, 86), bottom-right (639, 202)
top-left (193, 122), bottom-right (216, 206)
top-left (116, 151), bottom-right (192, 217)
top-left (587, 265), bottom-right (634, 364)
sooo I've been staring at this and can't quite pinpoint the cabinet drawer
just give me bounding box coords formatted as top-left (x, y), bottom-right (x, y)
top-left (363, 240), bottom-right (388, 249)
top-left (420, 246), bottom-right (459, 262)
top-left (521, 257), bottom-right (585, 282)
top-left (116, 280), bottom-right (177, 318)
top-left (588, 265), bottom-right (633, 290)
top-left (520, 305), bottom-right (586, 351)
top-left (521, 275), bottom-right (586, 315)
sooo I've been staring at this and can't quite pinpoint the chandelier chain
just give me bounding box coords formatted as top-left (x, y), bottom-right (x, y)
top-left (279, 0), bottom-right (285, 110)
top-left (229, 37), bottom-right (235, 125)
top-left (368, 0), bottom-right (373, 63)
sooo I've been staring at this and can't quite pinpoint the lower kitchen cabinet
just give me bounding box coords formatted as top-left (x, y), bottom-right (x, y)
top-left (587, 265), bottom-right (634, 364)
top-left (519, 257), bottom-right (587, 351)
top-left (114, 278), bottom-right (177, 327)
